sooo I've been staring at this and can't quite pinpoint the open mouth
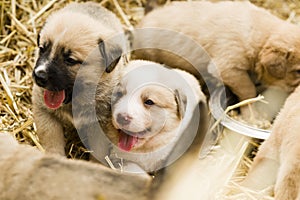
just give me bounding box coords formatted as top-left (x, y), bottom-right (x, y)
top-left (117, 129), bottom-right (149, 152)
top-left (43, 88), bottom-right (72, 109)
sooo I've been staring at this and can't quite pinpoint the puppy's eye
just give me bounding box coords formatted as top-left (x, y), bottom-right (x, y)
top-left (64, 57), bottom-right (80, 66)
top-left (144, 99), bottom-right (155, 106)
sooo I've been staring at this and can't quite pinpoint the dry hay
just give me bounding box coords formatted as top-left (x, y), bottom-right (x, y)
top-left (1, 0), bottom-right (300, 199)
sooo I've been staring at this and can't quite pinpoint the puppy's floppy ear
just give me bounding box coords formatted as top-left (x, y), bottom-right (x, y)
top-left (98, 39), bottom-right (122, 73)
top-left (174, 89), bottom-right (187, 119)
top-left (260, 47), bottom-right (289, 79)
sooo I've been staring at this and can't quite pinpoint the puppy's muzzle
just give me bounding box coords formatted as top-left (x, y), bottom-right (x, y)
top-left (33, 68), bottom-right (48, 88)
top-left (117, 113), bottom-right (132, 126)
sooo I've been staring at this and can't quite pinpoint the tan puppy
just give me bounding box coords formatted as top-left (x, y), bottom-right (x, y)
top-left (242, 86), bottom-right (300, 199)
top-left (94, 60), bottom-right (206, 172)
top-left (133, 1), bottom-right (300, 109)
top-left (0, 133), bottom-right (151, 200)
top-left (32, 2), bottom-right (127, 155)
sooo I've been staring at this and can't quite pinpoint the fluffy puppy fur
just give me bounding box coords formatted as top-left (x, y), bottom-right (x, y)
top-left (242, 86), bottom-right (300, 199)
top-left (133, 1), bottom-right (300, 106)
top-left (98, 60), bottom-right (206, 172)
top-left (0, 133), bottom-right (151, 200)
top-left (32, 2), bottom-right (126, 155)
top-left (112, 83), bottom-right (182, 153)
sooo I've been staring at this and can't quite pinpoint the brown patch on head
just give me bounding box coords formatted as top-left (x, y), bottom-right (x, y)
top-left (259, 47), bottom-right (287, 79)
top-left (141, 85), bottom-right (177, 110)
top-left (256, 43), bottom-right (300, 92)
top-left (257, 35), bottom-right (300, 92)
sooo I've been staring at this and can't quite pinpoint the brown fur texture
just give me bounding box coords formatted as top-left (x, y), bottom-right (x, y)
top-left (32, 2), bottom-right (127, 155)
top-left (0, 133), bottom-right (151, 200)
top-left (243, 86), bottom-right (300, 199)
top-left (133, 1), bottom-right (300, 104)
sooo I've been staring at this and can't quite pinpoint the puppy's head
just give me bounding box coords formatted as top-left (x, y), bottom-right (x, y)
top-left (32, 3), bottom-right (123, 110)
top-left (111, 80), bottom-right (186, 152)
top-left (257, 32), bottom-right (300, 93)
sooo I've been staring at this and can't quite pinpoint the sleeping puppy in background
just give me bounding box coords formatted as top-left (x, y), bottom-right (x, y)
top-left (32, 2), bottom-right (126, 155)
top-left (242, 85), bottom-right (300, 199)
top-left (133, 1), bottom-right (300, 116)
top-left (97, 60), bottom-right (206, 172)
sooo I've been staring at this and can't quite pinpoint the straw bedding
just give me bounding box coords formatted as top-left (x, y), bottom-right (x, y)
top-left (0, 0), bottom-right (300, 198)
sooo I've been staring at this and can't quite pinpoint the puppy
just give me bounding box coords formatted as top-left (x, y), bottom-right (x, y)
top-left (32, 2), bottom-right (127, 155)
top-left (242, 85), bottom-right (300, 199)
top-left (133, 1), bottom-right (300, 113)
top-left (95, 60), bottom-right (206, 172)
top-left (0, 133), bottom-right (151, 200)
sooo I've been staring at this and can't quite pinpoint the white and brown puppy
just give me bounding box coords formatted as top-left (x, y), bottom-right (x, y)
top-left (133, 1), bottom-right (300, 114)
top-left (112, 82), bottom-right (181, 153)
top-left (32, 2), bottom-right (127, 155)
top-left (99, 60), bottom-right (206, 172)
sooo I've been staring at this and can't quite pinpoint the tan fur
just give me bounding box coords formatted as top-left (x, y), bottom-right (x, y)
top-left (133, 1), bottom-right (300, 103)
top-left (243, 86), bottom-right (300, 199)
top-left (32, 2), bottom-right (126, 155)
top-left (0, 133), bottom-right (151, 200)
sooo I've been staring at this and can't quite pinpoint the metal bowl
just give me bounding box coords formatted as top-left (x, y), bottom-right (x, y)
top-left (209, 87), bottom-right (271, 140)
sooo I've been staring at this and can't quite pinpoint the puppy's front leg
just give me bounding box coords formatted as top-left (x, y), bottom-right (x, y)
top-left (241, 135), bottom-right (279, 190)
top-left (33, 108), bottom-right (65, 155)
top-left (219, 67), bottom-right (257, 117)
top-left (275, 152), bottom-right (300, 200)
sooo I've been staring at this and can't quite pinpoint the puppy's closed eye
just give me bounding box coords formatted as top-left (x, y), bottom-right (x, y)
top-left (64, 56), bottom-right (81, 66)
top-left (63, 50), bottom-right (82, 66)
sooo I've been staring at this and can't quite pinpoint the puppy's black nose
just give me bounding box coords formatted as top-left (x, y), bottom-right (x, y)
top-left (117, 113), bottom-right (132, 126)
top-left (33, 68), bottom-right (48, 87)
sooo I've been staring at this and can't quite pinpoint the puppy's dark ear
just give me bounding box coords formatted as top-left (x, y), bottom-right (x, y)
top-left (260, 48), bottom-right (288, 79)
top-left (98, 39), bottom-right (122, 73)
top-left (175, 89), bottom-right (187, 119)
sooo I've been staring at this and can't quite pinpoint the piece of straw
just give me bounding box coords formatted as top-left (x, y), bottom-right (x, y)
top-left (27, 0), bottom-right (60, 24)
top-left (105, 155), bottom-right (117, 170)
top-left (112, 0), bottom-right (134, 31)
top-left (209, 95), bottom-right (266, 133)
top-left (8, 13), bottom-right (35, 44)
top-left (0, 71), bottom-right (20, 115)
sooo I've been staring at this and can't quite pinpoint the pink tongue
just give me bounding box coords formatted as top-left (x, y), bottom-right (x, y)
top-left (44, 90), bottom-right (65, 110)
top-left (118, 130), bottom-right (138, 151)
